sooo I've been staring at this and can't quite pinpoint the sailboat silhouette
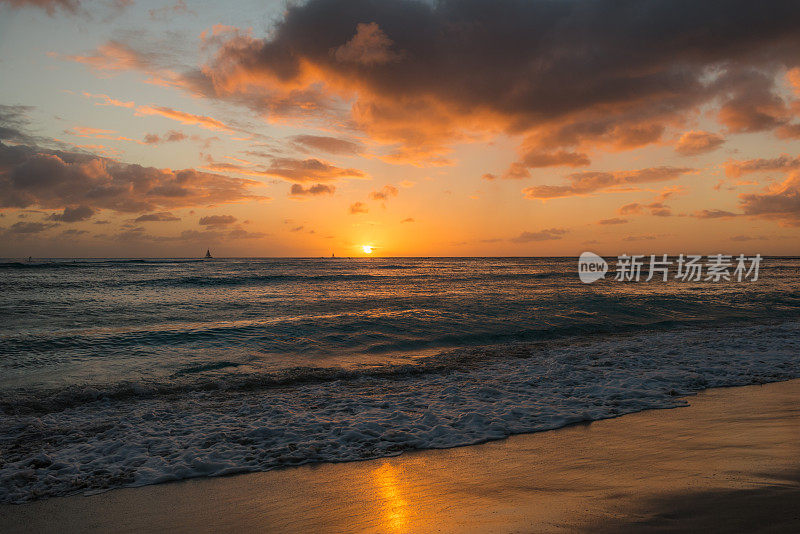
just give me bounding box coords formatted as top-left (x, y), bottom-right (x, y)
top-left (205, 249), bottom-right (213, 259)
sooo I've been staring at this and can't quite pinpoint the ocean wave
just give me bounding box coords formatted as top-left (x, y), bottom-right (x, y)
top-left (1, 321), bottom-right (799, 503)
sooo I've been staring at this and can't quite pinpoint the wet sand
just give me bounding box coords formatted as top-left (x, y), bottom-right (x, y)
top-left (2, 379), bottom-right (799, 533)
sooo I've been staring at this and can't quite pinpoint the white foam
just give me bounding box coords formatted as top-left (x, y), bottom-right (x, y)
top-left (1, 321), bottom-right (799, 503)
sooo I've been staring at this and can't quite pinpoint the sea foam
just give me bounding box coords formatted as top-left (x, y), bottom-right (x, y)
top-left (1, 321), bottom-right (798, 503)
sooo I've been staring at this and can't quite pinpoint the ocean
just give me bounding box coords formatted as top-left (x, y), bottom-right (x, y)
top-left (1, 256), bottom-right (799, 503)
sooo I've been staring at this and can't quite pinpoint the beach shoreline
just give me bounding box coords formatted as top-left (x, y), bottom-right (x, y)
top-left (2, 378), bottom-right (799, 533)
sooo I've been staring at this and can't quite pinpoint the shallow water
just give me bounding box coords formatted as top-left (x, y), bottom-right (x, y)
top-left (1, 257), bottom-right (799, 502)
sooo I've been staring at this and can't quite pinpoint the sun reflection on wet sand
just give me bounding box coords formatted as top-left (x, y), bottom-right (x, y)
top-left (372, 463), bottom-right (410, 532)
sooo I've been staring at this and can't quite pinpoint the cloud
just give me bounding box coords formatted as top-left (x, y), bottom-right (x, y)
top-left (622, 234), bottom-right (657, 242)
top-left (206, 157), bottom-right (366, 184)
top-left (738, 173), bottom-right (800, 225)
top-left (64, 125), bottom-right (139, 143)
top-left (5, 221), bottom-right (59, 233)
top-left (369, 184), bottom-right (398, 201)
top-left (692, 209), bottom-right (739, 219)
top-left (82, 92), bottom-right (134, 108)
top-left (289, 183), bottom-right (335, 196)
top-left (730, 234), bottom-right (766, 241)
top-left (291, 135), bottom-right (364, 155)
top-left (134, 212), bottom-right (181, 222)
top-left (597, 217), bottom-right (628, 225)
top-left (674, 130), bottom-right (725, 156)
top-left (226, 228), bottom-right (267, 239)
top-left (400, 217), bottom-right (414, 223)
top-left (522, 166), bottom-right (692, 200)
top-left (263, 158), bottom-right (366, 183)
top-left (135, 105), bottom-right (235, 133)
top-left (349, 201), bottom-right (368, 214)
top-left (0, 141), bottom-right (266, 213)
top-left (143, 130), bottom-right (187, 144)
top-left (199, 214), bottom-right (237, 227)
top-left (149, 0), bottom-right (194, 21)
top-left (510, 228), bottom-right (568, 243)
top-left (717, 71), bottom-right (791, 133)
top-left (333, 22), bottom-right (402, 66)
top-left (48, 205), bottom-right (94, 222)
top-left (0, 0), bottom-right (79, 15)
top-left (617, 203), bottom-right (643, 215)
top-left (195, 0), bottom-right (800, 166)
top-left (60, 228), bottom-right (89, 237)
top-left (724, 155), bottom-right (800, 178)
top-left (105, 226), bottom-right (266, 243)
top-left (61, 41), bottom-right (152, 72)
top-left (0, 105), bottom-right (39, 145)
top-left (645, 202), bottom-right (672, 217)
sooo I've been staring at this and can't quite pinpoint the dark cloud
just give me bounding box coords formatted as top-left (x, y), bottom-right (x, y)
top-left (6, 221), bottom-right (58, 234)
top-left (510, 228), bottom-right (568, 243)
top-left (646, 202), bottom-right (673, 217)
top-left (692, 209), bottom-right (739, 219)
top-left (0, 142), bottom-right (265, 212)
top-left (197, 0), bottom-right (800, 165)
top-left (739, 177), bottom-right (800, 225)
top-left (289, 183), bottom-right (336, 196)
top-left (617, 203), bottom-right (643, 215)
top-left (349, 201), bottom-right (368, 214)
top-left (143, 130), bottom-right (187, 145)
top-left (134, 212), bottom-right (181, 222)
top-left (369, 184), bottom-right (398, 201)
top-left (0, 105), bottom-right (39, 145)
top-left (400, 217), bottom-right (414, 223)
top-left (725, 155), bottom-right (800, 178)
top-left (48, 205), bottom-right (95, 222)
top-left (597, 217), bottom-right (628, 225)
top-left (60, 228), bottom-right (89, 236)
top-left (198, 214), bottom-right (237, 227)
top-left (717, 71), bottom-right (791, 133)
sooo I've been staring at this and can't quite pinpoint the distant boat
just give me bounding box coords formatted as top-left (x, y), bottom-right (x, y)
top-left (205, 249), bottom-right (213, 259)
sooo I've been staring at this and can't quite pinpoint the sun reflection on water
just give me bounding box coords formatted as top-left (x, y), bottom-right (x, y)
top-left (372, 463), bottom-right (409, 532)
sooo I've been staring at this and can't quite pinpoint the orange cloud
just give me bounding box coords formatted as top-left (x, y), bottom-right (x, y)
top-left (61, 41), bottom-right (150, 72)
top-left (82, 92), bottom-right (135, 108)
top-left (135, 105), bottom-right (235, 132)
top-left (522, 166), bottom-right (693, 200)
top-left (674, 130), bottom-right (725, 156)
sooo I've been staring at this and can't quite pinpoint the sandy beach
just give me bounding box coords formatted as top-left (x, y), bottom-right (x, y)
top-left (1, 379), bottom-right (799, 533)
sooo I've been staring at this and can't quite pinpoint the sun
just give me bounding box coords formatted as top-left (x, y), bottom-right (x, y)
top-left (362, 245), bottom-right (373, 254)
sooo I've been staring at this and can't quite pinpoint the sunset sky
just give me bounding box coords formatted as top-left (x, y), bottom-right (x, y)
top-left (2, 0), bottom-right (800, 257)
